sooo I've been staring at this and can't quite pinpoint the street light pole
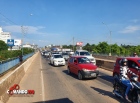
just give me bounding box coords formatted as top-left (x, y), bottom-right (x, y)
top-left (102, 22), bottom-right (112, 56)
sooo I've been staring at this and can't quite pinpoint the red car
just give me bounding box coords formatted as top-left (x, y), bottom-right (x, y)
top-left (113, 57), bottom-right (140, 81)
top-left (67, 56), bottom-right (99, 80)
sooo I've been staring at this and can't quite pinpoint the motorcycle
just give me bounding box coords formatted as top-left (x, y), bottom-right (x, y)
top-left (113, 75), bottom-right (140, 103)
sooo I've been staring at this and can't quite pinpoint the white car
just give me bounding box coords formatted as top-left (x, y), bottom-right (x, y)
top-left (74, 50), bottom-right (96, 65)
top-left (50, 54), bottom-right (66, 66)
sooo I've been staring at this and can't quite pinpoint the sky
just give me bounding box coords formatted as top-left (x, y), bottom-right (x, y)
top-left (0, 0), bottom-right (140, 47)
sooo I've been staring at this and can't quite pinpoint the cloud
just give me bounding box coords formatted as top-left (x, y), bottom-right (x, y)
top-left (130, 19), bottom-right (139, 23)
top-left (2, 25), bottom-right (47, 35)
top-left (119, 25), bottom-right (140, 33)
top-left (38, 40), bottom-right (49, 42)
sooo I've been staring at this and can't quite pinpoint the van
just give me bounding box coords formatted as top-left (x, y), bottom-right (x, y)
top-left (74, 50), bottom-right (96, 65)
top-left (113, 57), bottom-right (140, 81)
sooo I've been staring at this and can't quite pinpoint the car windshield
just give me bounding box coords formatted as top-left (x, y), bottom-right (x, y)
top-left (62, 53), bottom-right (68, 55)
top-left (52, 52), bottom-right (59, 54)
top-left (77, 57), bottom-right (90, 64)
top-left (80, 52), bottom-right (90, 56)
top-left (54, 55), bottom-right (62, 58)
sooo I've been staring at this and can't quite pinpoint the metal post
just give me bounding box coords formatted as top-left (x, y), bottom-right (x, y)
top-left (21, 26), bottom-right (24, 56)
top-left (109, 31), bottom-right (112, 56)
top-left (73, 37), bottom-right (74, 51)
top-left (102, 22), bottom-right (112, 56)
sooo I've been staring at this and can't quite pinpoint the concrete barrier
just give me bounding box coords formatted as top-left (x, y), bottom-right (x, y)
top-left (96, 58), bottom-right (115, 71)
top-left (0, 52), bottom-right (38, 103)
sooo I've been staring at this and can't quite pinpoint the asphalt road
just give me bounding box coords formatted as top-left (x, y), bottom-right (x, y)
top-left (7, 53), bottom-right (126, 103)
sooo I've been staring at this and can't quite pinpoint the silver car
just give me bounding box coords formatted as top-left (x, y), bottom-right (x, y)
top-left (62, 52), bottom-right (69, 61)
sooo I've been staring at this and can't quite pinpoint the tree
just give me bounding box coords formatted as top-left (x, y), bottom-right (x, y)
top-left (96, 42), bottom-right (109, 54)
top-left (111, 44), bottom-right (120, 55)
top-left (0, 40), bottom-right (8, 51)
top-left (83, 43), bottom-right (91, 52)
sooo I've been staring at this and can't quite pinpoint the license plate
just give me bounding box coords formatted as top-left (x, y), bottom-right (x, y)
top-left (91, 73), bottom-right (96, 77)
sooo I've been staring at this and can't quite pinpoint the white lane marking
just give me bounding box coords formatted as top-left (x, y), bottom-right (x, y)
top-left (40, 56), bottom-right (45, 102)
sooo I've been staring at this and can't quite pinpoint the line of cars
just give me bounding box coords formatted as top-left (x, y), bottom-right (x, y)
top-left (41, 49), bottom-right (99, 80)
top-left (49, 50), bottom-right (99, 80)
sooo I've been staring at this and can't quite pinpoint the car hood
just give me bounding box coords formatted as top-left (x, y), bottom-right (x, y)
top-left (63, 55), bottom-right (69, 57)
top-left (82, 56), bottom-right (94, 59)
top-left (78, 63), bottom-right (97, 70)
top-left (54, 58), bottom-right (65, 61)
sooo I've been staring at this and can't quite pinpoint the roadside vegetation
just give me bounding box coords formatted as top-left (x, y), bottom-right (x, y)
top-left (62, 42), bottom-right (140, 56)
top-left (0, 40), bottom-right (34, 61)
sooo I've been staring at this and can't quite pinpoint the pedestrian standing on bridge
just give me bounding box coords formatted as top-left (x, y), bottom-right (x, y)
top-left (133, 52), bottom-right (138, 57)
top-left (19, 54), bottom-right (23, 63)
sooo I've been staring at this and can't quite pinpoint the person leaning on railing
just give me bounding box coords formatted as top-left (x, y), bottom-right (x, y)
top-left (133, 53), bottom-right (138, 57)
top-left (19, 54), bottom-right (23, 63)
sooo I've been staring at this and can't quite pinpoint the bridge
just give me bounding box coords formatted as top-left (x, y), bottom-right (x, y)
top-left (0, 52), bottom-right (125, 103)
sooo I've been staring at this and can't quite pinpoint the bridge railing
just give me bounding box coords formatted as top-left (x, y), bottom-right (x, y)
top-left (0, 52), bottom-right (34, 75)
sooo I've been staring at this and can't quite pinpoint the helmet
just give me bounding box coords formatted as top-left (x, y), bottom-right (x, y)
top-left (121, 58), bottom-right (128, 66)
top-left (122, 58), bottom-right (127, 63)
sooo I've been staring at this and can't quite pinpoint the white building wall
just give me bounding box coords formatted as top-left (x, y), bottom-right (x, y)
top-left (0, 27), bottom-right (11, 43)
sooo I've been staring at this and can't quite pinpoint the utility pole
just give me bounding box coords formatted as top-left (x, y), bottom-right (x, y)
top-left (102, 22), bottom-right (112, 56)
top-left (21, 26), bottom-right (24, 56)
top-left (21, 26), bottom-right (28, 56)
top-left (73, 37), bottom-right (74, 52)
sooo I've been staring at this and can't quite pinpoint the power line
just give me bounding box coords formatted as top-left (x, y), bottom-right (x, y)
top-left (0, 12), bottom-right (17, 25)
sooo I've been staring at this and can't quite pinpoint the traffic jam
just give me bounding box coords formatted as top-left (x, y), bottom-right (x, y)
top-left (41, 43), bottom-right (140, 103)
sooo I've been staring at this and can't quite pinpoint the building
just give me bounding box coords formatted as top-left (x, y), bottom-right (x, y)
top-left (0, 27), bottom-right (11, 43)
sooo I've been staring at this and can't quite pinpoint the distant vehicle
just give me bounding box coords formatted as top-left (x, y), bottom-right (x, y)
top-left (50, 54), bottom-right (66, 66)
top-left (67, 56), bottom-right (99, 80)
top-left (51, 52), bottom-right (60, 55)
top-left (74, 50), bottom-right (96, 65)
top-left (113, 57), bottom-right (140, 81)
top-left (62, 52), bottom-right (69, 61)
top-left (44, 51), bottom-right (50, 57)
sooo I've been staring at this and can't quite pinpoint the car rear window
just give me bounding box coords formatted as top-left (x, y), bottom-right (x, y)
top-left (80, 52), bottom-right (90, 56)
top-left (54, 55), bottom-right (62, 58)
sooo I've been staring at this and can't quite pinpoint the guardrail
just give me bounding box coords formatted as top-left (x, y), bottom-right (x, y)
top-left (0, 52), bottom-right (34, 75)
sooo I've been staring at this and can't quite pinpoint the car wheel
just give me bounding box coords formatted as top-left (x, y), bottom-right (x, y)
top-left (78, 71), bottom-right (83, 80)
top-left (93, 74), bottom-right (97, 79)
top-left (67, 67), bottom-right (71, 74)
top-left (53, 62), bottom-right (55, 66)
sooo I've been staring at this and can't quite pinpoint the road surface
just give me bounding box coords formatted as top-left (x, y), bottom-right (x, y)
top-left (7, 52), bottom-right (126, 103)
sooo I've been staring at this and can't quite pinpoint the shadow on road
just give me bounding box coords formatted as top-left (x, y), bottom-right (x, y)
top-left (62, 70), bottom-right (78, 80)
top-left (32, 98), bottom-right (73, 103)
top-left (90, 86), bottom-right (127, 103)
top-left (62, 70), bottom-right (97, 81)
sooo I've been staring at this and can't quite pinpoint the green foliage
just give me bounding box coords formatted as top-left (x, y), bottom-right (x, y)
top-left (0, 48), bottom-right (34, 61)
top-left (62, 42), bottom-right (140, 56)
top-left (0, 40), bottom-right (8, 51)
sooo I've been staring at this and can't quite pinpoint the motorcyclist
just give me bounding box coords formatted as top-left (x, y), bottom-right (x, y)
top-left (119, 58), bottom-right (136, 101)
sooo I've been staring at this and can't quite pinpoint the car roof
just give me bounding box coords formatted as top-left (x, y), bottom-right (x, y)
top-left (70, 56), bottom-right (87, 58)
top-left (75, 50), bottom-right (88, 52)
top-left (116, 57), bottom-right (140, 61)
